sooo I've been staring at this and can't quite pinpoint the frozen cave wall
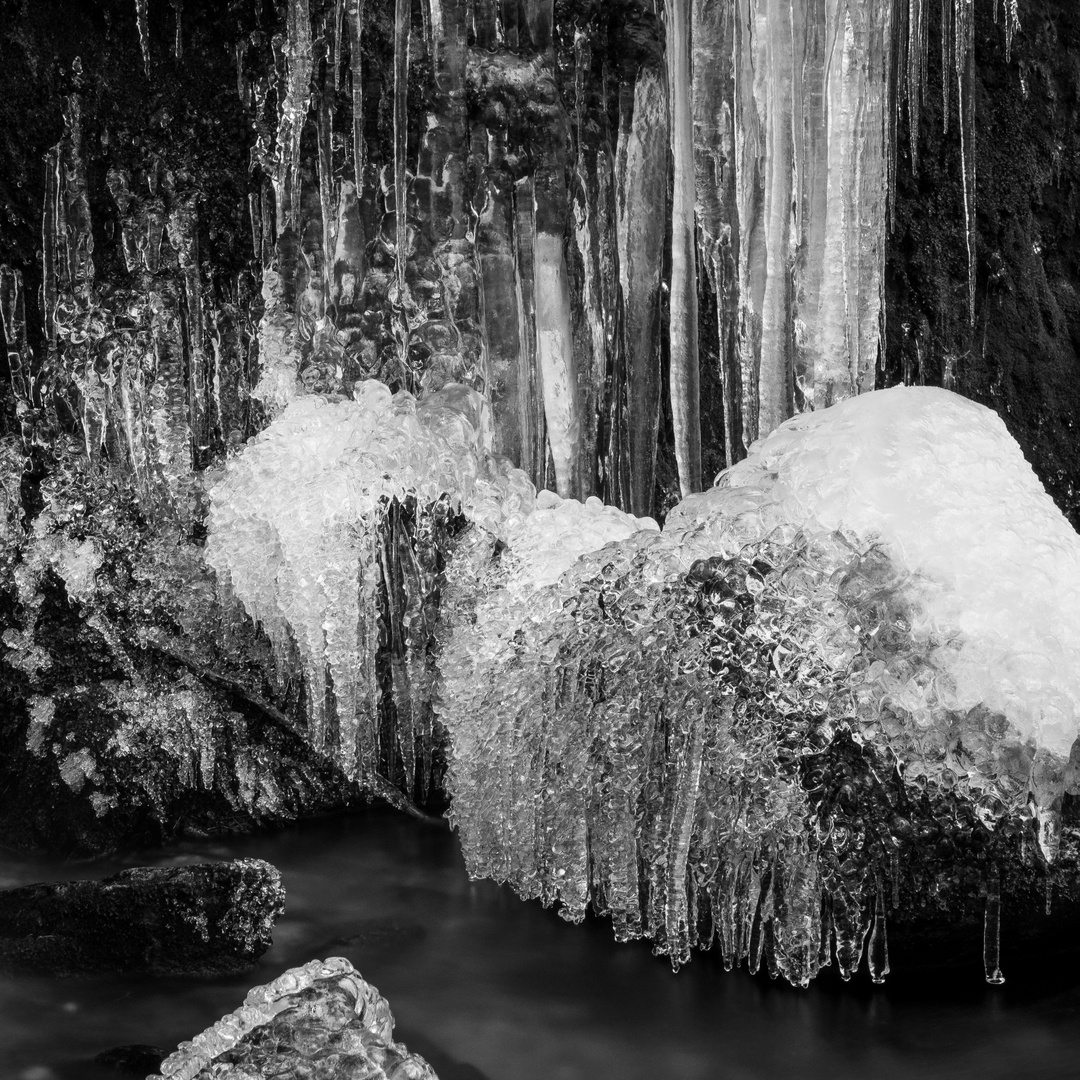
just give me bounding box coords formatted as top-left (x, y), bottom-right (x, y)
top-left (0, 0), bottom-right (1073, 525)
top-left (0, 0), bottom-right (1078, 857)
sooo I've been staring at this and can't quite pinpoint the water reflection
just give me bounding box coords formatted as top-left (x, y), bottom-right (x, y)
top-left (2, 810), bottom-right (1079, 1080)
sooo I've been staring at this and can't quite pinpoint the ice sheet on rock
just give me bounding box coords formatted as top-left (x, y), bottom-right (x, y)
top-left (205, 381), bottom-right (534, 793)
top-left (498, 490), bottom-right (659, 591)
top-left (150, 957), bottom-right (438, 1080)
top-left (671, 385), bottom-right (1080, 763)
top-left (438, 385), bottom-right (1080, 987)
top-left (668, 385), bottom-right (1080, 866)
top-left (438, 518), bottom-right (864, 985)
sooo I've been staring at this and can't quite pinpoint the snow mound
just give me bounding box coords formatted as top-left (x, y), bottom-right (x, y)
top-left (670, 385), bottom-right (1080, 759)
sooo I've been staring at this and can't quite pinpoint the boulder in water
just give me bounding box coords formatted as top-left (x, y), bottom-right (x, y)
top-left (0, 858), bottom-right (284, 977)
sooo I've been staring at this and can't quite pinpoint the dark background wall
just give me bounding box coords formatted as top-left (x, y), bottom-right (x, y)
top-left (885, 0), bottom-right (1080, 527)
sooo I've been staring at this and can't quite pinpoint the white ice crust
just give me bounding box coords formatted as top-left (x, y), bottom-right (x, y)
top-left (670, 385), bottom-right (1080, 757)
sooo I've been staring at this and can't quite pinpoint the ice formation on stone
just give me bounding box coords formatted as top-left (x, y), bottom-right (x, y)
top-left (437, 386), bottom-right (1079, 986)
top-left (150, 957), bottom-right (438, 1080)
top-left (206, 380), bottom-right (534, 795)
top-left (674, 384), bottom-right (1080, 862)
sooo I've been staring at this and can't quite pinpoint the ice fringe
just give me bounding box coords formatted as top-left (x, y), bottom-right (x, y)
top-left (206, 380), bottom-right (534, 797)
top-left (436, 385), bottom-right (1080, 985)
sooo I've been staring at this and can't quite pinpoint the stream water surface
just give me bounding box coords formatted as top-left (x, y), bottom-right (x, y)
top-left (2, 809), bottom-right (1080, 1080)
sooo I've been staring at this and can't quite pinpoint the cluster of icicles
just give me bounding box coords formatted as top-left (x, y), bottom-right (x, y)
top-left (205, 380), bottom-right (533, 796)
top-left (208, 384), bottom-right (1080, 986)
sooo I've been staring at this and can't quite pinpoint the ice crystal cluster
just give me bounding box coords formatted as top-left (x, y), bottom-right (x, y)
top-left (437, 386), bottom-right (1080, 986)
top-left (206, 380), bottom-right (534, 794)
top-left (151, 957), bottom-right (437, 1080)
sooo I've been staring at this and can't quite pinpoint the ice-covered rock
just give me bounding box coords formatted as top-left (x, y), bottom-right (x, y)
top-left (206, 381), bottom-right (534, 793)
top-left (149, 957), bottom-right (438, 1080)
top-left (436, 386), bottom-right (1080, 987)
top-left (500, 490), bottom-right (659, 591)
top-left (671, 384), bottom-right (1080, 761)
top-left (670, 385), bottom-right (1080, 862)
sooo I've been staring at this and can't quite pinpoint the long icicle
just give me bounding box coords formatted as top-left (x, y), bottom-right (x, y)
top-left (274, 0), bottom-right (313, 236)
top-left (135, 0), bottom-right (151, 76)
top-left (954, 0), bottom-right (976, 325)
top-left (348, 0), bottom-right (366, 197)
top-left (983, 865), bottom-right (1005, 985)
top-left (392, 0), bottom-right (411, 384)
top-left (666, 0), bottom-right (701, 497)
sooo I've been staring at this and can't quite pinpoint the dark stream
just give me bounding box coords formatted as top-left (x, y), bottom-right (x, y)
top-left (3, 809), bottom-right (1080, 1080)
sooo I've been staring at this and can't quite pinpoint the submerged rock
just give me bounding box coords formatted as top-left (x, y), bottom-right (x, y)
top-left (0, 858), bottom-right (283, 977)
top-left (94, 1045), bottom-right (168, 1076)
top-left (149, 957), bottom-right (438, 1080)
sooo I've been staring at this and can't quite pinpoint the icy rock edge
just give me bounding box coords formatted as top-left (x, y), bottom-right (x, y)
top-left (149, 957), bottom-right (438, 1080)
top-left (436, 385), bottom-right (1080, 987)
top-left (205, 380), bottom-right (535, 796)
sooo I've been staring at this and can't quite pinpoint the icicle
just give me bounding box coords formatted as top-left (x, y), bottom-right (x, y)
top-left (41, 146), bottom-right (61, 348)
top-left (693, 0), bottom-right (739, 466)
top-left (1031, 747), bottom-right (1065, 866)
top-left (906, 0), bottom-right (927, 170)
top-left (533, 232), bottom-right (581, 499)
top-left (514, 176), bottom-right (547, 486)
top-left (273, 0), bottom-right (313, 235)
top-left (983, 867), bottom-right (1005, 985)
top-left (569, 26), bottom-right (610, 496)
top-left (1045, 876), bottom-right (1053, 916)
top-left (316, 90), bottom-right (336, 313)
top-left (1005, 0), bottom-right (1019, 61)
top-left (940, 0), bottom-right (952, 135)
top-left (954, 0), bottom-right (976, 326)
top-left (756, 0), bottom-right (795, 438)
top-left (732, 0), bottom-right (765, 447)
top-left (615, 62), bottom-right (668, 515)
top-left (0, 267), bottom-right (31, 407)
top-left (868, 887), bottom-right (890, 984)
top-left (236, 41), bottom-right (247, 103)
top-left (171, 0), bottom-right (183, 60)
top-left (333, 0), bottom-right (346, 91)
top-left (135, 0), bottom-right (151, 76)
top-left (392, 0), bottom-right (410, 302)
top-left (167, 195), bottom-right (209, 469)
top-left (348, 0), bottom-right (366, 196)
top-left (665, 0), bottom-right (701, 497)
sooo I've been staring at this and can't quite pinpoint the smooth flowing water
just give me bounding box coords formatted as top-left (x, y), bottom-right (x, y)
top-left (3, 809), bottom-right (1080, 1080)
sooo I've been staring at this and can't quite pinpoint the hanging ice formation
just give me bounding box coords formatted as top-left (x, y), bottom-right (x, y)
top-left (205, 380), bottom-right (534, 796)
top-left (437, 385), bottom-right (1079, 985)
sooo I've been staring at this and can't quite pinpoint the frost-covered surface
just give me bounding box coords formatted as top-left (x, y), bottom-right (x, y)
top-left (437, 386), bottom-right (1080, 986)
top-left (672, 385), bottom-right (1080, 760)
top-left (206, 380), bottom-right (534, 791)
top-left (151, 957), bottom-right (438, 1080)
top-left (499, 490), bottom-right (659, 590)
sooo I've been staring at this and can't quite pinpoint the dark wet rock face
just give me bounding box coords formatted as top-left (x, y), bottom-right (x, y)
top-left (885, 0), bottom-right (1080, 530)
top-left (0, 858), bottom-right (283, 977)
